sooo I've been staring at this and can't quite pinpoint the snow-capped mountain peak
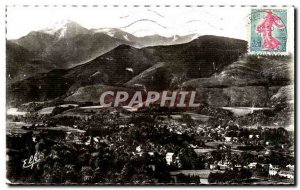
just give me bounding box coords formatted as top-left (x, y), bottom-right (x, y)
top-left (42, 19), bottom-right (89, 39)
top-left (93, 28), bottom-right (132, 41)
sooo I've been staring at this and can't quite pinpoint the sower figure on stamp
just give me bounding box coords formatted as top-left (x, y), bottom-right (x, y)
top-left (256, 10), bottom-right (284, 50)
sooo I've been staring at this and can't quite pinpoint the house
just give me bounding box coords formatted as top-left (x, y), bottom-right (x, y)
top-left (166, 152), bottom-right (175, 165)
top-left (148, 152), bottom-right (154, 156)
top-left (232, 137), bottom-right (239, 143)
top-left (136, 145), bottom-right (142, 152)
top-left (224, 137), bottom-right (232, 142)
top-left (248, 162), bottom-right (257, 169)
top-left (269, 165), bottom-right (280, 176)
top-left (278, 170), bottom-right (294, 179)
top-left (170, 170), bottom-right (216, 184)
top-left (217, 161), bottom-right (230, 170)
top-left (286, 164), bottom-right (294, 171)
top-left (210, 164), bottom-right (217, 170)
top-left (265, 149), bottom-right (271, 155)
top-left (234, 164), bottom-right (242, 170)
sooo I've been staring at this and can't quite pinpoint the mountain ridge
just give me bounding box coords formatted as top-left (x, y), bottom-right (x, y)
top-left (7, 35), bottom-right (247, 106)
top-left (7, 20), bottom-right (202, 82)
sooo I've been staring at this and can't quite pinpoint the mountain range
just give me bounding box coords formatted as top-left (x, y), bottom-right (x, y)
top-left (7, 30), bottom-right (248, 106)
top-left (8, 19), bottom-right (291, 109)
top-left (7, 20), bottom-right (199, 82)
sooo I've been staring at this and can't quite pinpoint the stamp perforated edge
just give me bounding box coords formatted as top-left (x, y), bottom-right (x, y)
top-left (246, 6), bottom-right (294, 56)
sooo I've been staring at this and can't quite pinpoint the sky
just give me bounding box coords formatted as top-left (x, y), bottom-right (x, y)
top-left (4, 5), bottom-right (282, 40)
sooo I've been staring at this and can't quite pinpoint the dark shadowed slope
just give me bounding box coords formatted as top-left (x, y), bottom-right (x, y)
top-left (7, 45), bottom-right (159, 105)
top-left (6, 41), bottom-right (56, 82)
top-left (181, 55), bottom-right (293, 107)
top-left (143, 35), bottom-right (247, 78)
top-left (8, 35), bottom-right (247, 105)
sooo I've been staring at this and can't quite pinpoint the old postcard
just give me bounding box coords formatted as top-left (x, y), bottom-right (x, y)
top-left (6, 5), bottom-right (295, 185)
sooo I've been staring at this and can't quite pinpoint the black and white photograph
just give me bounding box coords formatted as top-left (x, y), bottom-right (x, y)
top-left (5, 5), bottom-right (295, 185)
